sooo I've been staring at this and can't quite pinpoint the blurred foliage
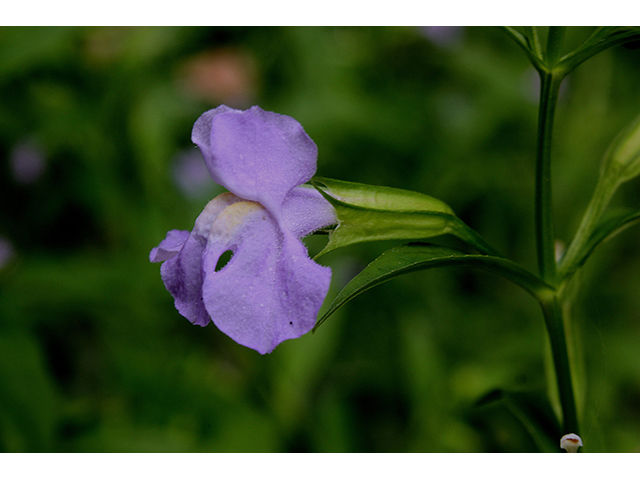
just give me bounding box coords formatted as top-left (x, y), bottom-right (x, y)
top-left (1, 26), bottom-right (640, 452)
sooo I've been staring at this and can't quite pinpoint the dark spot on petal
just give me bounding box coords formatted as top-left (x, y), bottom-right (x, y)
top-left (289, 321), bottom-right (293, 325)
top-left (215, 250), bottom-right (234, 271)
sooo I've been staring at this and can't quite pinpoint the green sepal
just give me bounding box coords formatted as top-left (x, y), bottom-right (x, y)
top-left (311, 177), bottom-right (501, 257)
top-left (315, 243), bottom-right (552, 330)
top-left (312, 177), bottom-right (455, 214)
top-left (560, 209), bottom-right (640, 278)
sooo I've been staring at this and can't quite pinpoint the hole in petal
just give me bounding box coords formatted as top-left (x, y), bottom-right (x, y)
top-left (215, 250), bottom-right (234, 271)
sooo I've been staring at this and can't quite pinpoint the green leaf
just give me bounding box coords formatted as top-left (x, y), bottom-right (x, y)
top-left (500, 27), bottom-right (544, 71)
top-left (311, 177), bottom-right (501, 257)
top-left (315, 243), bottom-right (552, 329)
top-left (559, 112), bottom-right (640, 281)
top-left (561, 209), bottom-right (640, 277)
top-left (600, 111), bottom-right (640, 187)
top-left (557, 27), bottom-right (640, 75)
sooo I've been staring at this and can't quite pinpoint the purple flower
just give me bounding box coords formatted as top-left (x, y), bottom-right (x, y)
top-left (10, 138), bottom-right (46, 184)
top-left (0, 236), bottom-right (15, 270)
top-left (420, 26), bottom-right (463, 48)
top-left (150, 105), bottom-right (336, 354)
top-left (171, 148), bottom-right (219, 200)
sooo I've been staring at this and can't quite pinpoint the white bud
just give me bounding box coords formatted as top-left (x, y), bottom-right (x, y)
top-left (560, 433), bottom-right (582, 453)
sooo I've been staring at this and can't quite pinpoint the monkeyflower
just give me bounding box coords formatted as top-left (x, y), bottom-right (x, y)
top-left (150, 105), bottom-right (336, 354)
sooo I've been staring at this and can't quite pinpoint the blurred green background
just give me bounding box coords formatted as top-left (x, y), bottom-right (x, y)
top-left (1, 26), bottom-right (640, 452)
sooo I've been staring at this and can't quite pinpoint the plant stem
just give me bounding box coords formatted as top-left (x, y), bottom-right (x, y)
top-left (534, 30), bottom-right (580, 439)
top-left (535, 71), bottom-right (563, 285)
top-left (545, 27), bottom-right (565, 67)
top-left (539, 293), bottom-right (579, 435)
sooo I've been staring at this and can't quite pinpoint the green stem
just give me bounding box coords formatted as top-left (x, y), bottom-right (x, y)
top-left (535, 70), bottom-right (564, 285)
top-left (526, 26), bottom-right (543, 60)
top-left (545, 27), bottom-right (565, 67)
top-left (539, 293), bottom-right (579, 435)
top-left (534, 29), bottom-right (580, 441)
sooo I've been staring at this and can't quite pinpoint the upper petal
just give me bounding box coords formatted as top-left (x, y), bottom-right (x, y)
top-left (191, 105), bottom-right (318, 216)
top-left (201, 201), bottom-right (331, 354)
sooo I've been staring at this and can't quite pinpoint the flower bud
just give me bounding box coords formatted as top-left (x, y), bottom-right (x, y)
top-left (560, 433), bottom-right (582, 453)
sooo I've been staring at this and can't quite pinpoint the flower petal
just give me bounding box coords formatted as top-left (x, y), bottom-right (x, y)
top-left (157, 193), bottom-right (242, 327)
top-left (201, 201), bottom-right (331, 354)
top-left (150, 229), bottom-right (190, 263)
top-left (192, 105), bottom-right (318, 217)
top-left (281, 185), bottom-right (338, 238)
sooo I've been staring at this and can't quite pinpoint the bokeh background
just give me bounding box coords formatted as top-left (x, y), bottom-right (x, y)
top-left (1, 26), bottom-right (640, 452)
